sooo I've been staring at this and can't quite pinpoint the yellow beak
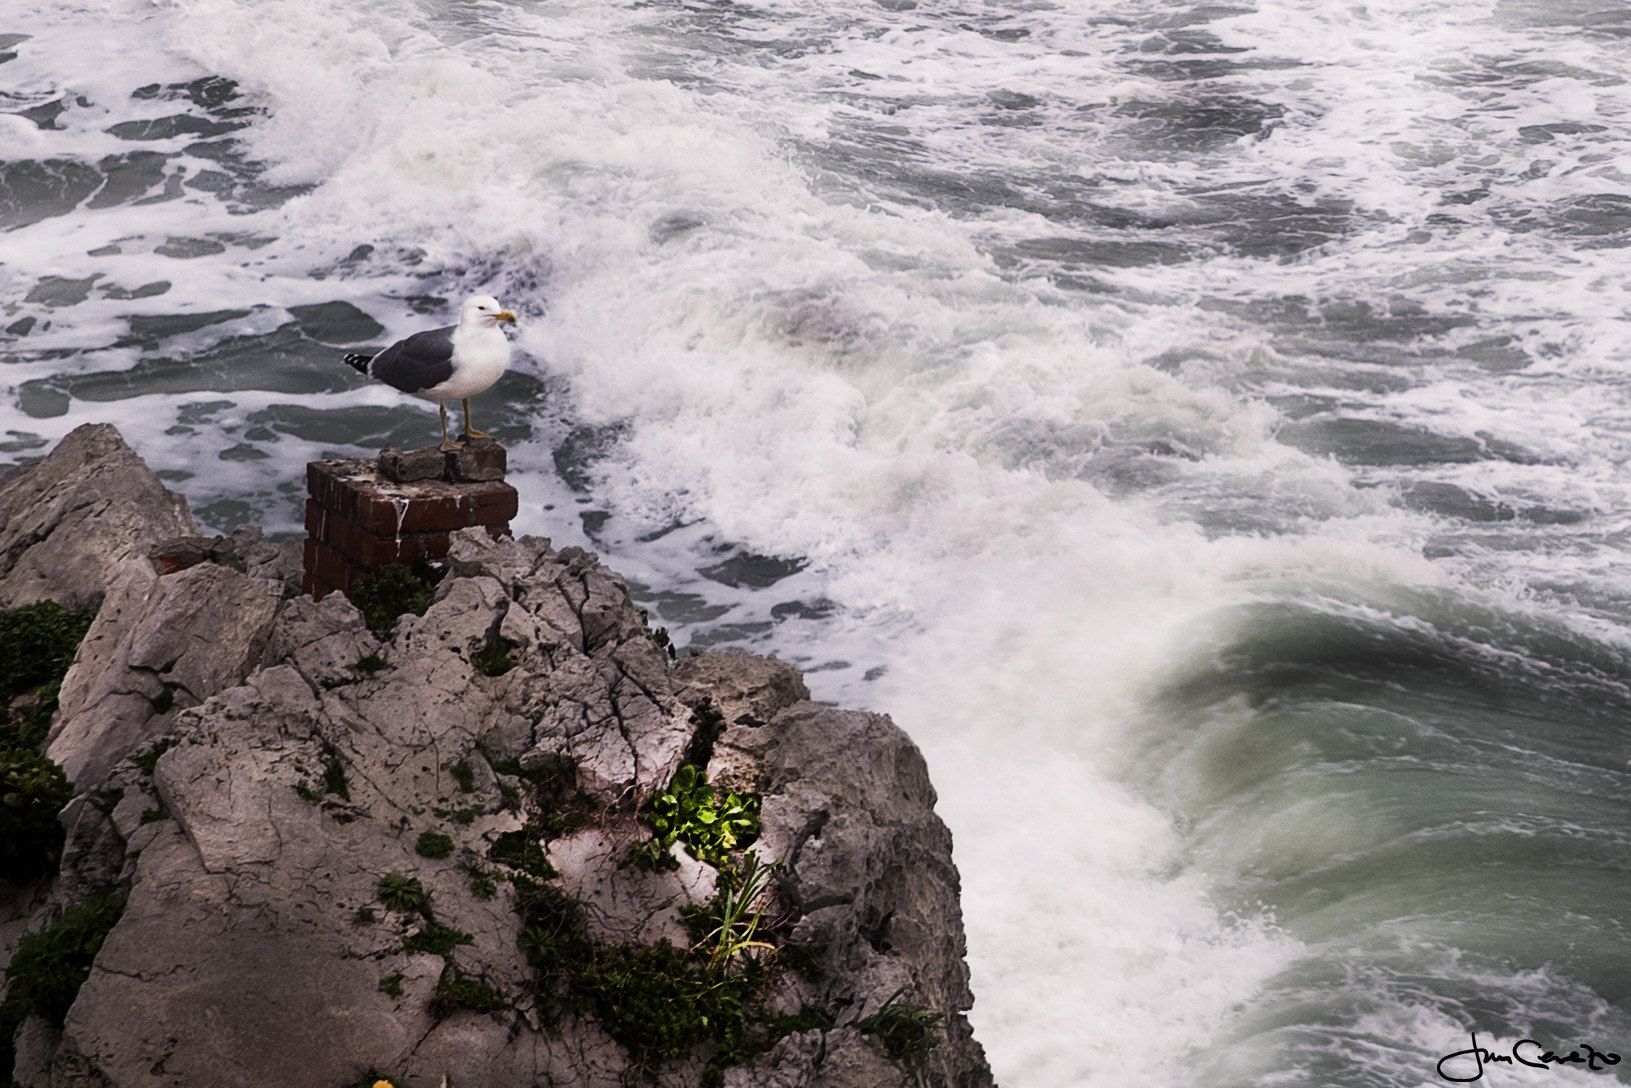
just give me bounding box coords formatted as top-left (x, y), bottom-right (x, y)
top-left (497, 310), bottom-right (517, 324)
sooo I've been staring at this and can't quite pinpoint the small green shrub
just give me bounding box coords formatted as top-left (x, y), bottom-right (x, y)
top-left (450, 757), bottom-right (475, 793)
top-left (681, 852), bottom-right (778, 976)
top-left (458, 857), bottom-right (498, 899)
top-left (641, 764), bottom-right (760, 870)
top-left (139, 806), bottom-right (168, 825)
top-left (323, 754), bottom-right (350, 801)
top-left (579, 941), bottom-right (751, 1063)
top-left (453, 807), bottom-right (477, 825)
top-left (431, 966), bottom-right (499, 1015)
top-left (350, 653), bottom-right (387, 677)
top-left (488, 829), bottom-right (553, 877)
top-left (0, 601), bottom-right (96, 712)
top-left (378, 970), bottom-right (404, 998)
top-left (0, 885), bottom-right (123, 1073)
top-left (347, 564), bottom-right (434, 638)
top-left (471, 638), bottom-right (514, 677)
top-left (401, 922), bottom-right (473, 956)
top-left (415, 830), bottom-right (454, 859)
top-left (858, 989), bottom-right (942, 1086)
top-left (131, 738), bottom-right (175, 776)
top-left (376, 873), bottom-right (424, 912)
top-left (0, 602), bottom-right (97, 884)
top-left (767, 1006), bottom-right (834, 1040)
top-left (0, 743), bottom-right (73, 882)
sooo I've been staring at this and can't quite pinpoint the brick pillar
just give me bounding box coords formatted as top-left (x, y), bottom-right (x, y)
top-left (302, 439), bottom-right (519, 601)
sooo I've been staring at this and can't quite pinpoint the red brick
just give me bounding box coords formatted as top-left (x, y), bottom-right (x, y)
top-left (470, 485), bottom-right (519, 525)
top-left (305, 539), bottom-right (363, 595)
top-left (303, 572), bottom-right (336, 601)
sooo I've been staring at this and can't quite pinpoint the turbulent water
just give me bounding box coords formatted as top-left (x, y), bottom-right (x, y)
top-left (7, 0), bottom-right (1631, 1083)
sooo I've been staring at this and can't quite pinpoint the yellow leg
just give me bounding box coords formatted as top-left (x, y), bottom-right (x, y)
top-left (438, 402), bottom-right (462, 451)
top-left (462, 398), bottom-right (492, 440)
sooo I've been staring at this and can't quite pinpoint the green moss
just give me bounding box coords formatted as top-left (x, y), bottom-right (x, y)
top-left (579, 942), bottom-right (752, 1064)
top-left (131, 738), bottom-right (175, 776)
top-left (488, 829), bottom-right (553, 877)
top-left (415, 830), bottom-right (454, 859)
top-left (401, 922), bottom-right (473, 957)
top-left (378, 970), bottom-right (404, 998)
top-left (453, 807), bottom-right (477, 825)
top-left (323, 754), bottom-right (350, 801)
top-left (858, 989), bottom-right (942, 1085)
top-left (457, 858), bottom-right (498, 899)
top-left (767, 1006), bottom-right (834, 1040)
top-left (471, 638), bottom-right (514, 677)
top-left (346, 564), bottom-right (435, 638)
top-left (0, 886), bottom-right (123, 1074)
top-left (376, 873), bottom-right (424, 913)
top-left (450, 757), bottom-right (475, 793)
top-left (431, 966), bottom-right (499, 1015)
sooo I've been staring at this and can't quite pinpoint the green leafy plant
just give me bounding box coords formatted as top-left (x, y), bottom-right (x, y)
top-left (347, 564), bottom-right (435, 638)
top-left (401, 922), bottom-right (473, 957)
top-left (640, 764), bottom-right (760, 870)
top-left (682, 852), bottom-right (779, 976)
top-left (131, 737), bottom-right (175, 776)
top-left (376, 873), bottom-right (424, 912)
top-left (471, 636), bottom-right (515, 677)
top-left (139, 806), bottom-right (168, 825)
top-left (378, 970), bottom-right (404, 998)
top-left (579, 941), bottom-right (754, 1064)
top-left (0, 602), bottom-right (98, 884)
top-left (489, 828), bottom-right (553, 877)
top-left (415, 830), bottom-right (454, 859)
top-left (0, 885), bottom-right (123, 1074)
top-left (450, 757), bottom-right (475, 793)
top-left (458, 856), bottom-right (498, 899)
top-left (431, 965), bottom-right (499, 1015)
top-left (0, 601), bottom-right (96, 716)
top-left (858, 989), bottom-right (942, 1087)
top-left (1, 742), bottom-right (73, 882)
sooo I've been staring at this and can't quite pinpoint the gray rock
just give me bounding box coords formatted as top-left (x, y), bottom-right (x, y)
top-left (0, 424), bottom-right (195, 612)
top-left (3, 432), bottom-right (993, 1088)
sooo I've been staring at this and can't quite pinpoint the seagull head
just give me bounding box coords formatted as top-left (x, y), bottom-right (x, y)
top-left (461, 294), bottom-right (517, 327)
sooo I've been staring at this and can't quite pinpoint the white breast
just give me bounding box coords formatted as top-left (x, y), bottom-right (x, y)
top-left (417, 324), bottom-right (511, 401)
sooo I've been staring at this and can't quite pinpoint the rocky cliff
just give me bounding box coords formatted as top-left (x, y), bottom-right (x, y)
top-left (0, 425), bottom-right (994, 1088)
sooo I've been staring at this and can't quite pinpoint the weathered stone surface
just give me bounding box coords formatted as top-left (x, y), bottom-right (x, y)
top-left (47, 561), bottom-right (284, 791)
top-left (2, 432), bottom-right (993, 1088)
top-left (0, 424), bottom-right (195, 611)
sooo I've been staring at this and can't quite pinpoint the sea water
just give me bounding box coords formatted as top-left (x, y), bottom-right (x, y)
top-left (5, 0), bottom-right (1631, 1084)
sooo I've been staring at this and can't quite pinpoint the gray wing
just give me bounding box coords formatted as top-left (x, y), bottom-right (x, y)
top-left (368, 326), bottom-right (457, 394)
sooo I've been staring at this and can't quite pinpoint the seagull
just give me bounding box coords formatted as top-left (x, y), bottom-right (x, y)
top-left (343, 295), bottom-right (517, 451)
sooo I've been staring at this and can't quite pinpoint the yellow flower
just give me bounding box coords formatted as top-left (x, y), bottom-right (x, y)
top-left (373, 1081), bottom-right (393, 1088)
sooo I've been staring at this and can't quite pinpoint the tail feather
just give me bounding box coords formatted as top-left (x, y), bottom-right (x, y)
top-left (342, 352), bottom-right (374, 375)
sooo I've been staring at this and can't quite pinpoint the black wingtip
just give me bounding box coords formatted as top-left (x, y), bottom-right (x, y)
top-left (342, 352), bottom-right (374, 375)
